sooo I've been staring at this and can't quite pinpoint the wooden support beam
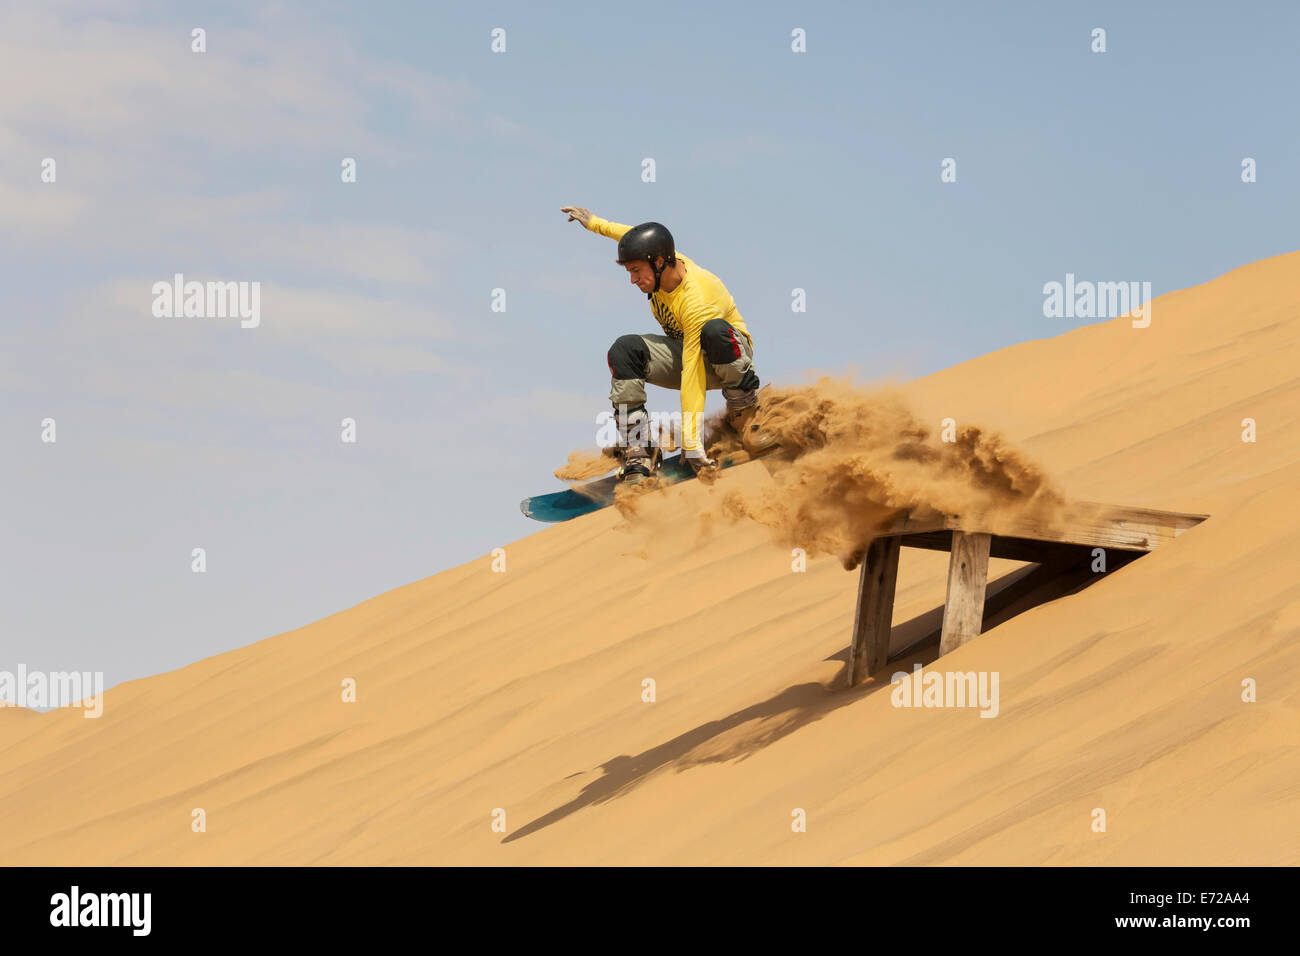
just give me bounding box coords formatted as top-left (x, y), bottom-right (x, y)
top-left (938, 531), bottom-right (991, 655)
top-left (881, 502), bottom-right (1207, 553)
top-left (848, 536), bottom-right (901, 686)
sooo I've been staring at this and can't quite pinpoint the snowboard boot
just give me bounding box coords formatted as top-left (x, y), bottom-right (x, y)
top-left (724, 393), bottom-right (778, 454)
top-left (617, 446), bottom-right (662, 484)
top-left (613, 405), bottom-right (661, 484)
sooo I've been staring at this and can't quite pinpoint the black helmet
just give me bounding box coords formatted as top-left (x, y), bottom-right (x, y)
top-left (616, 222), bottom-right (676, 294)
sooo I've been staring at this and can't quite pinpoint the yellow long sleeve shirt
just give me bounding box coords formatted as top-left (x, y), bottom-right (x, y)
top-left (587, 215), bottom-right (752, 452)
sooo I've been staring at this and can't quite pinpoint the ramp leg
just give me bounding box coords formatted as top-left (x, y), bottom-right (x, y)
top-left (939, 531), bottom-right (992, 655)
top-left (848, 536), bottom-right (901, 686)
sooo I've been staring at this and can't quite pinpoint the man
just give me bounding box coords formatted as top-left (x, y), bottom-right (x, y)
top-left (561, 206), bottom-right (776, 483)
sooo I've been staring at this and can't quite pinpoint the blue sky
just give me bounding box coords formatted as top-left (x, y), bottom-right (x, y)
top-left (2, 0), bottom-right (1296, 693)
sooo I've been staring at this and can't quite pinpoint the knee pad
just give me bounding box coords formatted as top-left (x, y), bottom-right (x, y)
top-left (700, 319), bottom-right (744, 365)
top-left (607, 334), bottom-right (650, 379)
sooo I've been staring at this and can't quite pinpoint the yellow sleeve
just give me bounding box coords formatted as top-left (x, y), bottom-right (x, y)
top-left (586, 215), bottom-right (631, 242)
top-left (677, 292), bottom-right (723, 453)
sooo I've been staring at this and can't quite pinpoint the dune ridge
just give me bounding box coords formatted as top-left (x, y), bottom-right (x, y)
top-left (1, 252), bottom-right (1297, 864)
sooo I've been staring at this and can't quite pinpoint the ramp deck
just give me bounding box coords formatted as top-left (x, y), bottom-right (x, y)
top-left (847, 503), bottom-right (1209, 686)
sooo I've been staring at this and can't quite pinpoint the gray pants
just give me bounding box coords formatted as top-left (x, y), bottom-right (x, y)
top-left (606, 318), bottom-right (760, 410)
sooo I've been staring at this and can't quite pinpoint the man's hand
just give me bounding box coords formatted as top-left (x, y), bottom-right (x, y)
top-left (684, 448), bottom-right (718, 477)
top-left (561, 206), bottom-right (592, 228)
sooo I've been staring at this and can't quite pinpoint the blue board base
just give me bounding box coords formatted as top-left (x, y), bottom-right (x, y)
top-left (520, 449), bottom-right (773, 522)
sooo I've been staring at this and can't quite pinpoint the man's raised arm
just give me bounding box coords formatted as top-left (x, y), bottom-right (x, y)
top-left (561, 206), bottom-right (631, 241)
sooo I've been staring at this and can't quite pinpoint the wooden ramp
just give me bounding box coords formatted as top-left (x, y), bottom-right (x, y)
top-left (847, 502), bottom-right (1208, 686)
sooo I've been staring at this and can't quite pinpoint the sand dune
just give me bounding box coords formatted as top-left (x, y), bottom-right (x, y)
top-left (2, 252), bottom-right (1297, 864)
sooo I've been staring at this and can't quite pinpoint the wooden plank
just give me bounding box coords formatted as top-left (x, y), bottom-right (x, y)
top-left (879, 509), bottom-right (947, 536)
top-left (848, 536), bottom-right (901, 686)
top-left (899, 530), bottom-right (1099, 564)
top-left (879, 502), bottom-right (1207, 554)
top-left (938, 531), bottom-right (991, 655)
top-left (953, 505), bottom-right (1164, 552)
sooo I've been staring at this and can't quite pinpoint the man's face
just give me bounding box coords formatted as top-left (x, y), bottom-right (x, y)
top-left (622, 258), bottom-right (661, 294)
